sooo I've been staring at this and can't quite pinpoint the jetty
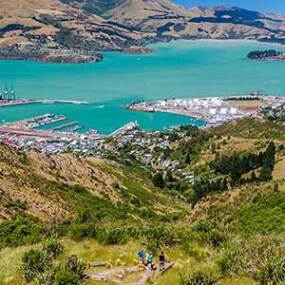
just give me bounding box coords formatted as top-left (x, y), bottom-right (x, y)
top-left (109, 121), bottom-right (139, 137)
top-left (52, 121), bottom-right (79, 131)
top-left (69, 125), bottom-right (83, 132)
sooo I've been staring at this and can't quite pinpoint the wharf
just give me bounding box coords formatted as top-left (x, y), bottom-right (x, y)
top-left (0, 99), bottom-right (39, 108)
top-left (32, 115), bottom-right (67, 128)
top-left (52, 121), bottom-right (79, 131)
top-left (109, 121), bottom-right (138, 137)
top-left (69, 125), bottom-right (83, 132)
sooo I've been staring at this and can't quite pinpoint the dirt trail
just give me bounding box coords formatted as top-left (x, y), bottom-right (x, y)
top-left (88, 263), bottom-right (174, 285)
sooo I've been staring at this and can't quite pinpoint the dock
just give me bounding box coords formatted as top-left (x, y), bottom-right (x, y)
top-left (69, 125), bottom-right (83, 132)
top-left (109, 121), bottom-right (138, 137)
top-left (52, 121), bottom-right (79, 131)
top-left (5, 114), bottom-right (67, 129)
top-left (31, 115), bottom-right (67, 128)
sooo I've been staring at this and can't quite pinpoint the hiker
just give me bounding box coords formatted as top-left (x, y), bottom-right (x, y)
top-left (159, 251), bottom-right (166, 272)
top-left (146, 251), bottom-right (154, 270)
top-left (137, 249), bottom-right (145, 264)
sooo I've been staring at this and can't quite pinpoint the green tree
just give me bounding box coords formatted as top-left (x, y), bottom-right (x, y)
top-left (259, 166), bottom-right (273, 182)
top-left (152, 172), bottom-right (165, 188)
top-left (185, 152), bottom-right (191, 164)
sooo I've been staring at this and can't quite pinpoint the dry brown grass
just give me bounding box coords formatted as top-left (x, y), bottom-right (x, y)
top-left (227, 99), bottom-right (265, 109)
top-left (273, 158), bottom-right (285, 180)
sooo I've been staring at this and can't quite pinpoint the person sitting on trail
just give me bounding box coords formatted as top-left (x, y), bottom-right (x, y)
top-left (137, 249), bottom-right (145, 264)
top-left (146, 251), bottom-right (154, 270)
top-left (159, 251), bottom-right (166, 271)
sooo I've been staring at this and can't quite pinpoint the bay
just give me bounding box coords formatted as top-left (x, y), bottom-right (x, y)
top-left (0, 40), bottom-right (285, 134)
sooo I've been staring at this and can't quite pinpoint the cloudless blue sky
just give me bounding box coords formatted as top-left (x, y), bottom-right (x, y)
top-left (173, 0), bottom-right (285, 13)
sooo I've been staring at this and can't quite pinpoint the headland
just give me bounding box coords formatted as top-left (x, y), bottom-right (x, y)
top-left (127, 93), bottom-right (285, 127)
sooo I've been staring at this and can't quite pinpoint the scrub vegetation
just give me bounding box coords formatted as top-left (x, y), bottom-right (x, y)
top-left (0, 118), bottom-right (285, 285)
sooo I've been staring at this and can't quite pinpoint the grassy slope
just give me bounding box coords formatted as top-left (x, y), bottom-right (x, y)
top-left (0, 145), bottom-right (186, 223)
top-left (1, 118), bottom-right (285, 285)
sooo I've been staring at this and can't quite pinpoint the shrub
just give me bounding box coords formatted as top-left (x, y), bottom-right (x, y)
top-left (65, 255), bottom-right (85, 280)
top-left (55, 269), bottom-right (81, 285)
top-left (218, 244), bottom-right (245, 275)
top-left (206, 230), bottom-right (227, 247)
top-left (183, 242), bottom-right (211, 261)
top-left (141, 225), bottom-right (177, 249)
top-left (96, 227), bottom-right (128, 245)
top-left (192, 220), bottom-right (215, 233)
top-left (69, 224), bottom-right (91, 241)
top-left (112, 182), bottom-right (120, 189)
top-left (180, 268), bottom-right (220, 285)
top-left (44, 238), bottom-right (64, 258)
top-left (259, 255), bottom-right (285, 285)
top-left (152, 172), bottom-right (165, 188)
top-left (22, 249), bottom-right (51, 282)
top-left (0, 217), bottom-right (44, 248)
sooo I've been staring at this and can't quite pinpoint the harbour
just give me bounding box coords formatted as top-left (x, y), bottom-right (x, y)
top-left (1, 40), bottom-right (285, 134)
top-left (0, 111), bottom-right (140, 154)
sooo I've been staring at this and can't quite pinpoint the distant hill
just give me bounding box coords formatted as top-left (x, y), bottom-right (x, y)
top-left (1, 0), bottom-right (285, 61)
top-left (60, 0), bottom-right (126, 16)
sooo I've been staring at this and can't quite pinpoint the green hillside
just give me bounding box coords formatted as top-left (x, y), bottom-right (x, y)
top-left (1, 118), bottom-right (285, 285)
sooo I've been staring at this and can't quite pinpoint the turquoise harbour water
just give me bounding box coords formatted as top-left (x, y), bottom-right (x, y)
top-left (1, 40), bottom-right (285, 134)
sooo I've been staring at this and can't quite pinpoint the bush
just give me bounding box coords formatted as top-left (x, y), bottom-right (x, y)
top-left (0, 217), bottom-right (44, 248)
top-left (259, 255), bottom-right (285, 285)
top-left (44, 238), bottom-right (64, 258)
top-left (218, 244), bottom-right (245, 275)
top-left (152, 172), bottom-right (165, 188)
top-left (22, 249), bottom-right (51, 282)
top-left (69, 224), bottom-right (96, 241)
top-left (206, 230), bottom-right (227, 247)
top-left (65, 255), bottom-right (86, 280)
top-left (96, 227), bottom-right (128, 245)
top-left (141, 225), bottom-right (177, 249)
top-left (180, 269), bottom-right (220, 285)
top-left (55, 269), bottom-right (81, 285)
top-left (192, 220), bottom-right (215, 233)
top-left (183, 242), bottom-right (211, 261)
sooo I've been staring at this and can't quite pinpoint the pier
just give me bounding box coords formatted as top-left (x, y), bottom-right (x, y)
top-left (8, 114), bottom-right (68, 129)
top-left (52, 121), bottom-right (80, 131)
top-left (69, 125), bottom-right (83, 132)
top-left (31, 115), bottom-right (67, 129)
top-left (109, 121), bottom-right (139, 137)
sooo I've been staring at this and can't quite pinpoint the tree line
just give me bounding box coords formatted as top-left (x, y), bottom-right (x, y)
top-left (191, 142), bottom-right (276, 205)
top-left (210, 142), bottom-right (276, 185)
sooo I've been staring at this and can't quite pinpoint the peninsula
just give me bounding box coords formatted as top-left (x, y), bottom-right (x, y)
top-left (127, 93), bottom-right (285, 127)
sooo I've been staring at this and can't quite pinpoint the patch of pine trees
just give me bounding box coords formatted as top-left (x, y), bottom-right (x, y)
top-left (192, 142), bottom-right (276, 205)
top-left (210, 142), bottom-right (276, 184)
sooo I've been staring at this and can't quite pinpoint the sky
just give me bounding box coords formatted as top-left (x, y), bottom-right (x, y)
top-left (173, 0), bottom-right (285, 13)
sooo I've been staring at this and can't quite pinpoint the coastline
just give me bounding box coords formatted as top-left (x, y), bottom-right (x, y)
top-left (127, 95), bottom-right (285, 128)
top-left (1, 38), bottom-right (285, 64)
top-left (0, 99), bottom-right (90, 108)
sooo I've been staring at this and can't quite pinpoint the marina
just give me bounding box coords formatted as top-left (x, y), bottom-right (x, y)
top-left (0, 110), bottom-right (140, 154)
